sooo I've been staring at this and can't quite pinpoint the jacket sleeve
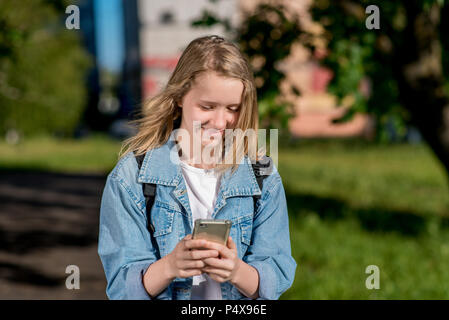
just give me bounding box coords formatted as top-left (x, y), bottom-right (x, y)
top-left (243, 170), bottom-right (297, 300)
top-left (98, 172), bottom-right (171, 300)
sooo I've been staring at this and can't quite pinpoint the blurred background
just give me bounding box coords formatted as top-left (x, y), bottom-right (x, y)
top-left (1, 0), bottom-right (449, 299)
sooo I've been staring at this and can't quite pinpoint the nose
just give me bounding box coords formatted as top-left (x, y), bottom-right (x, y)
top-left (210, 108), bottom-right (227, 130)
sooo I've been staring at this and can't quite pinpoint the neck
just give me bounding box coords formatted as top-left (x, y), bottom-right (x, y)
top-left (175, 137), bottom-right (220, 170)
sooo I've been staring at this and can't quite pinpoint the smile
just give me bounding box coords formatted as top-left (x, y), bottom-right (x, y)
top-left (202, 128), bottom-right (225, 135)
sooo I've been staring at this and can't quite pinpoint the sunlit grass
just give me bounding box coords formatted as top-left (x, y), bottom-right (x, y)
top-left (0, 133), bottom-right (122, 173)
top-left (278, 140), bottom-right (449, 217)
top-left (278, 139), bottom-right (449, 299)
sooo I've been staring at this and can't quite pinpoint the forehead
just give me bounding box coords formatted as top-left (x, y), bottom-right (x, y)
top-left (190, 71), bottom-right (244, 105)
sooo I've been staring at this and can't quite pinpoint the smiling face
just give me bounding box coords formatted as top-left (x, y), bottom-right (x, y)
top-left (177, 71), bottom-right (244, 164)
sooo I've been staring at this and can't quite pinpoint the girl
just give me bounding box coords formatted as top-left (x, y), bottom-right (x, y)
top-left (98, 35), bottom-right (296, 300)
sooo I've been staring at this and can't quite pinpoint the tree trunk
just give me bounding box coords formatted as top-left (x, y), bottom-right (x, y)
top-left (394, 2), bottom-right (449, 177)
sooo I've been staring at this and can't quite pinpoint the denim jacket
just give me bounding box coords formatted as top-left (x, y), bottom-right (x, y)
top-left (98, 135), bottom-right (297, 300)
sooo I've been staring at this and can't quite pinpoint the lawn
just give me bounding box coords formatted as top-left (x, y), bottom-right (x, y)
top-left (278, 139), bottom-right (449, 299)
top-left (0, 134), bottom-right (122, 173)
top-left (1, 135), bottom-right (449, 299)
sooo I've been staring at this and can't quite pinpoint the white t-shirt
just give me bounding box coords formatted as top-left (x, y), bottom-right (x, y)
top-left (179, 160), bottom-right (223, 300)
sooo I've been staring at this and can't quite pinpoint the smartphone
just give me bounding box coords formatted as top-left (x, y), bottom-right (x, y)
top-left (192, 219), bottom-right (232, 246)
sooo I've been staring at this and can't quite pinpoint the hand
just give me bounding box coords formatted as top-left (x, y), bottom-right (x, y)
top-left (201, 236), bottom-right (242, 284)
top-left (165, 234), bottom-right (219, 280)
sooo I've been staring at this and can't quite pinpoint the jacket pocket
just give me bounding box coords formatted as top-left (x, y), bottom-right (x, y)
top-left (151, 200), bottom-right (175, 237)
top-left (240, 217), bottom-right (252, 246)
top-left (234, 213), bottom-right (253, 256)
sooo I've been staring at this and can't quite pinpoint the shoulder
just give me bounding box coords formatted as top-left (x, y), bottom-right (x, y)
top-left (109, 151), bottom-right (140, 184)
top-left (261, 165), bottom-right (283, 198)
top-left (104, 152), bottom-right (147, 211)
top-left (251, 155), bottom-right (283, 198)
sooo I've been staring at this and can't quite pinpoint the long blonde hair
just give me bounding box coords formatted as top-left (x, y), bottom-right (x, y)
top-left (119, 35), bottom-right (261, 174)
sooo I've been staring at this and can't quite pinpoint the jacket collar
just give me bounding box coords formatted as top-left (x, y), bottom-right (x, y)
top-left (137, 132), bottom-right (262, 198)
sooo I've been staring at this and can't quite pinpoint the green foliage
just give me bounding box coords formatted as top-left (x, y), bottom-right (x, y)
top-left (441, 3), bottom-right (449, 87)
top-left (258, 91), bottom-right (290, 130)
top-left (191, 2), bottom-right (301, 129)
top-left (309, 0), bottom-right (449, 142)
top-left (0, 0), bottom-right (91, 138)
top-left (192, 0), bottom-right (449, 141)
top-left (237, 5), bottom-right (301, 100)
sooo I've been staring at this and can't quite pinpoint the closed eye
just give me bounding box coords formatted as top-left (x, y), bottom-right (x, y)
top-left (199, 104), bottom-right (240, 112)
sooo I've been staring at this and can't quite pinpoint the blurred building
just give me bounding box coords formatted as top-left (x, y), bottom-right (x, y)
top-left (120, 0), bottom-right (142, 118)
top-left (137, 0), bottom-right (239, 98)
top-left (77, 0), bottom-right (101, 136)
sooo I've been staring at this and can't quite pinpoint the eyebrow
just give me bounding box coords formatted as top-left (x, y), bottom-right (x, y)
top-left (199, 100), bottom-right (240, 107)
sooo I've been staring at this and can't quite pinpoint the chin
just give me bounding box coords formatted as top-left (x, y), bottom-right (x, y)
top-left (201, 137), bottom-right (224, 147)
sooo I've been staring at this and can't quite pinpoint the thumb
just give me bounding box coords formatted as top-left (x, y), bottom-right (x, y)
top-left (184, 234), bottom-right (192, 240)
top-left (227, 236), bottom-right (236, 250)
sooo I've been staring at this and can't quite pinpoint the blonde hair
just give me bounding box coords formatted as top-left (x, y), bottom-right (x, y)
top-left (119, 35), bottom-right (261, 174)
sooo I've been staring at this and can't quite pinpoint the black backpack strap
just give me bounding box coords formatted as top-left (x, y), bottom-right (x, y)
top-left (134, 152), bottom-right (156, 235)
top-left (251, 155), bottom-right (273, 213)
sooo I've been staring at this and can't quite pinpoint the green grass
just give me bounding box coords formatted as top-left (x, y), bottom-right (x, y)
top-left (1, 135), bottom-right (449, 298)
top-left (0, 133), bottom-right (122, 173)
top-left (278, 139), bottom-right (449, 299)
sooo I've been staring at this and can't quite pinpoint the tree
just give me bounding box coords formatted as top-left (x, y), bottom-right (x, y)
top-left (194, 0), bottom-right (449, 180)
top-left (0, 0), bottom-right (91, 139)
top-left (308, 0), bottom-right (449, 176)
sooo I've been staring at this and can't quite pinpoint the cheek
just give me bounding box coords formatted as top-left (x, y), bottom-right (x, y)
top-left (182, 105), bottom-right (207, 125)
top-left (228, 112), bottom-right (240, 127)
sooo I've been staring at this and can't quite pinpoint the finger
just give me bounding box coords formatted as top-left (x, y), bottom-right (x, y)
top-left (203, 267), bottom-right (230, 279)
top-left (200, 241), bottom-right (233, 259)
top-left (182, 260), bottom-right (206, 269)
top-left (184, 239), bottom-right (210, 250)
top-left (227, 236), bottom-right (237, 251)
top-left (182, 249), bottom-right (219, 260)
top-left (182, 234), bottom-right (192, 250)
top-left (184, 234), bottom-right (192, 240)
top-left (202, 257), bottom-right (233, 271)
